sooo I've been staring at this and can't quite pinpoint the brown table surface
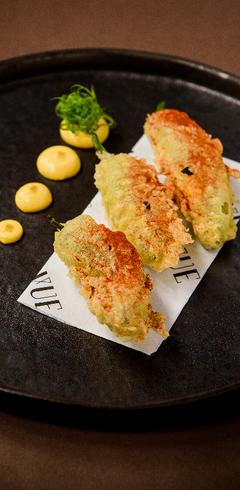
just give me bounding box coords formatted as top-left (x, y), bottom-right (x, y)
top-left (1, 1), bottom-right (240, 489)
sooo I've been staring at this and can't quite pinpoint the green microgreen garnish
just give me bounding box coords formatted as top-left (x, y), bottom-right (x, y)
top-left (156, 101), bottom-right (166, 111)
top-left (181, 166), bottom-right (194, 176)
top-left (48, 217), bottom-right (64, 231)
top-left (55, 84), bottom-right (116, 134)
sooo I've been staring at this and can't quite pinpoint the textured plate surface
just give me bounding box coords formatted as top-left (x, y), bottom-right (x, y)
top-left (0, 49), bottom-right (240, 409)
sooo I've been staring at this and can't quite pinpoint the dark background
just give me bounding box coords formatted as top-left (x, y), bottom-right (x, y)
top-left (0, 1), bottom-right (240, 489)
top-left (1, 0), bottom-right (240, 77)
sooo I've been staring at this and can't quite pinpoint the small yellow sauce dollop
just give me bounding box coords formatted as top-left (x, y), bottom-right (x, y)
top-left (15, 182), bottom-right (52, 213)
top-left (37, 145), bottom-right (81, 180)
top-left (0, 219), bottom-right (23, 244)
top-left (59, 117), bottom-right (109, 149)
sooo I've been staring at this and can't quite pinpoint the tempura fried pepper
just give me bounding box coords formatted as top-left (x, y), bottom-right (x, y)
top-left (54, 214), bottom-right (167, 341)
top-left (144, 109), bottom-right (236, 249)
top-left (94, 152), bottom-right (192, 271)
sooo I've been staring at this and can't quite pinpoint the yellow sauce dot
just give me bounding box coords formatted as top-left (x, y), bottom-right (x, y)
top-left (0, 219), bottom-right (23, 244)
top-left (37, 145), bottom-right (81, 180)
top-left (59, 117), bottom-right (109, 149)
top-left (15, 182), bottom-right (52, 213)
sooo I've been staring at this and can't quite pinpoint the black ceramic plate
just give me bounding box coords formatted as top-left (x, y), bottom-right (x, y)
top-left (1, 49), bottom-right (240, 410)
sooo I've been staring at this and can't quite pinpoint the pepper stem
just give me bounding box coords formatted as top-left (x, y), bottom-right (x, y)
top-left (156, 101), bottom-right (166, 111)
top-left (92, 133), bottom-right (106, 153)
top-left (48, 217), bottom-right (64, 231)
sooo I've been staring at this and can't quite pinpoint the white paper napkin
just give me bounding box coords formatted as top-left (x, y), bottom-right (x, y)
top-left (17, 135), bottom-right (240, 355)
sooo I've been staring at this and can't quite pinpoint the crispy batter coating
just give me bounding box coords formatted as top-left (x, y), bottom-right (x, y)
top-left (94, 152), bottom-right (192, 271)
top-left (54, 214), bottom-right (167, 341)
top-left (144, 109), bottom-right (237, 249)
top-left (227, 167), bottom-right (240, 179)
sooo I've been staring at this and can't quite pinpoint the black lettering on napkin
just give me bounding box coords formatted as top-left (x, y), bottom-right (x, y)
top-left (171, 247), bottom-right (201, 284)
top-left (30, 270), bottom-right (62, 310)
top-left (233, 207), bottom-right (240, 221)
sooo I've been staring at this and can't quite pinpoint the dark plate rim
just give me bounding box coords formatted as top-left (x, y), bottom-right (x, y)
top-left (1, 47), bottom-right (240, 411)
top-left (1, 378), bottom-right (240, 411)
top-left (0, 47), bottom-right (240, 95)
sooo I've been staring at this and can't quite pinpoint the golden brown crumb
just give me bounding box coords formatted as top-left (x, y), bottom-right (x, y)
top-left (54, 214), bottom-right (167, 341)
top-left (94, 152), bottom-right (192, 271)
top-left (144, 109), bottom-right (236, 249)
top-left (226, 167), bottom-right (240, 179)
